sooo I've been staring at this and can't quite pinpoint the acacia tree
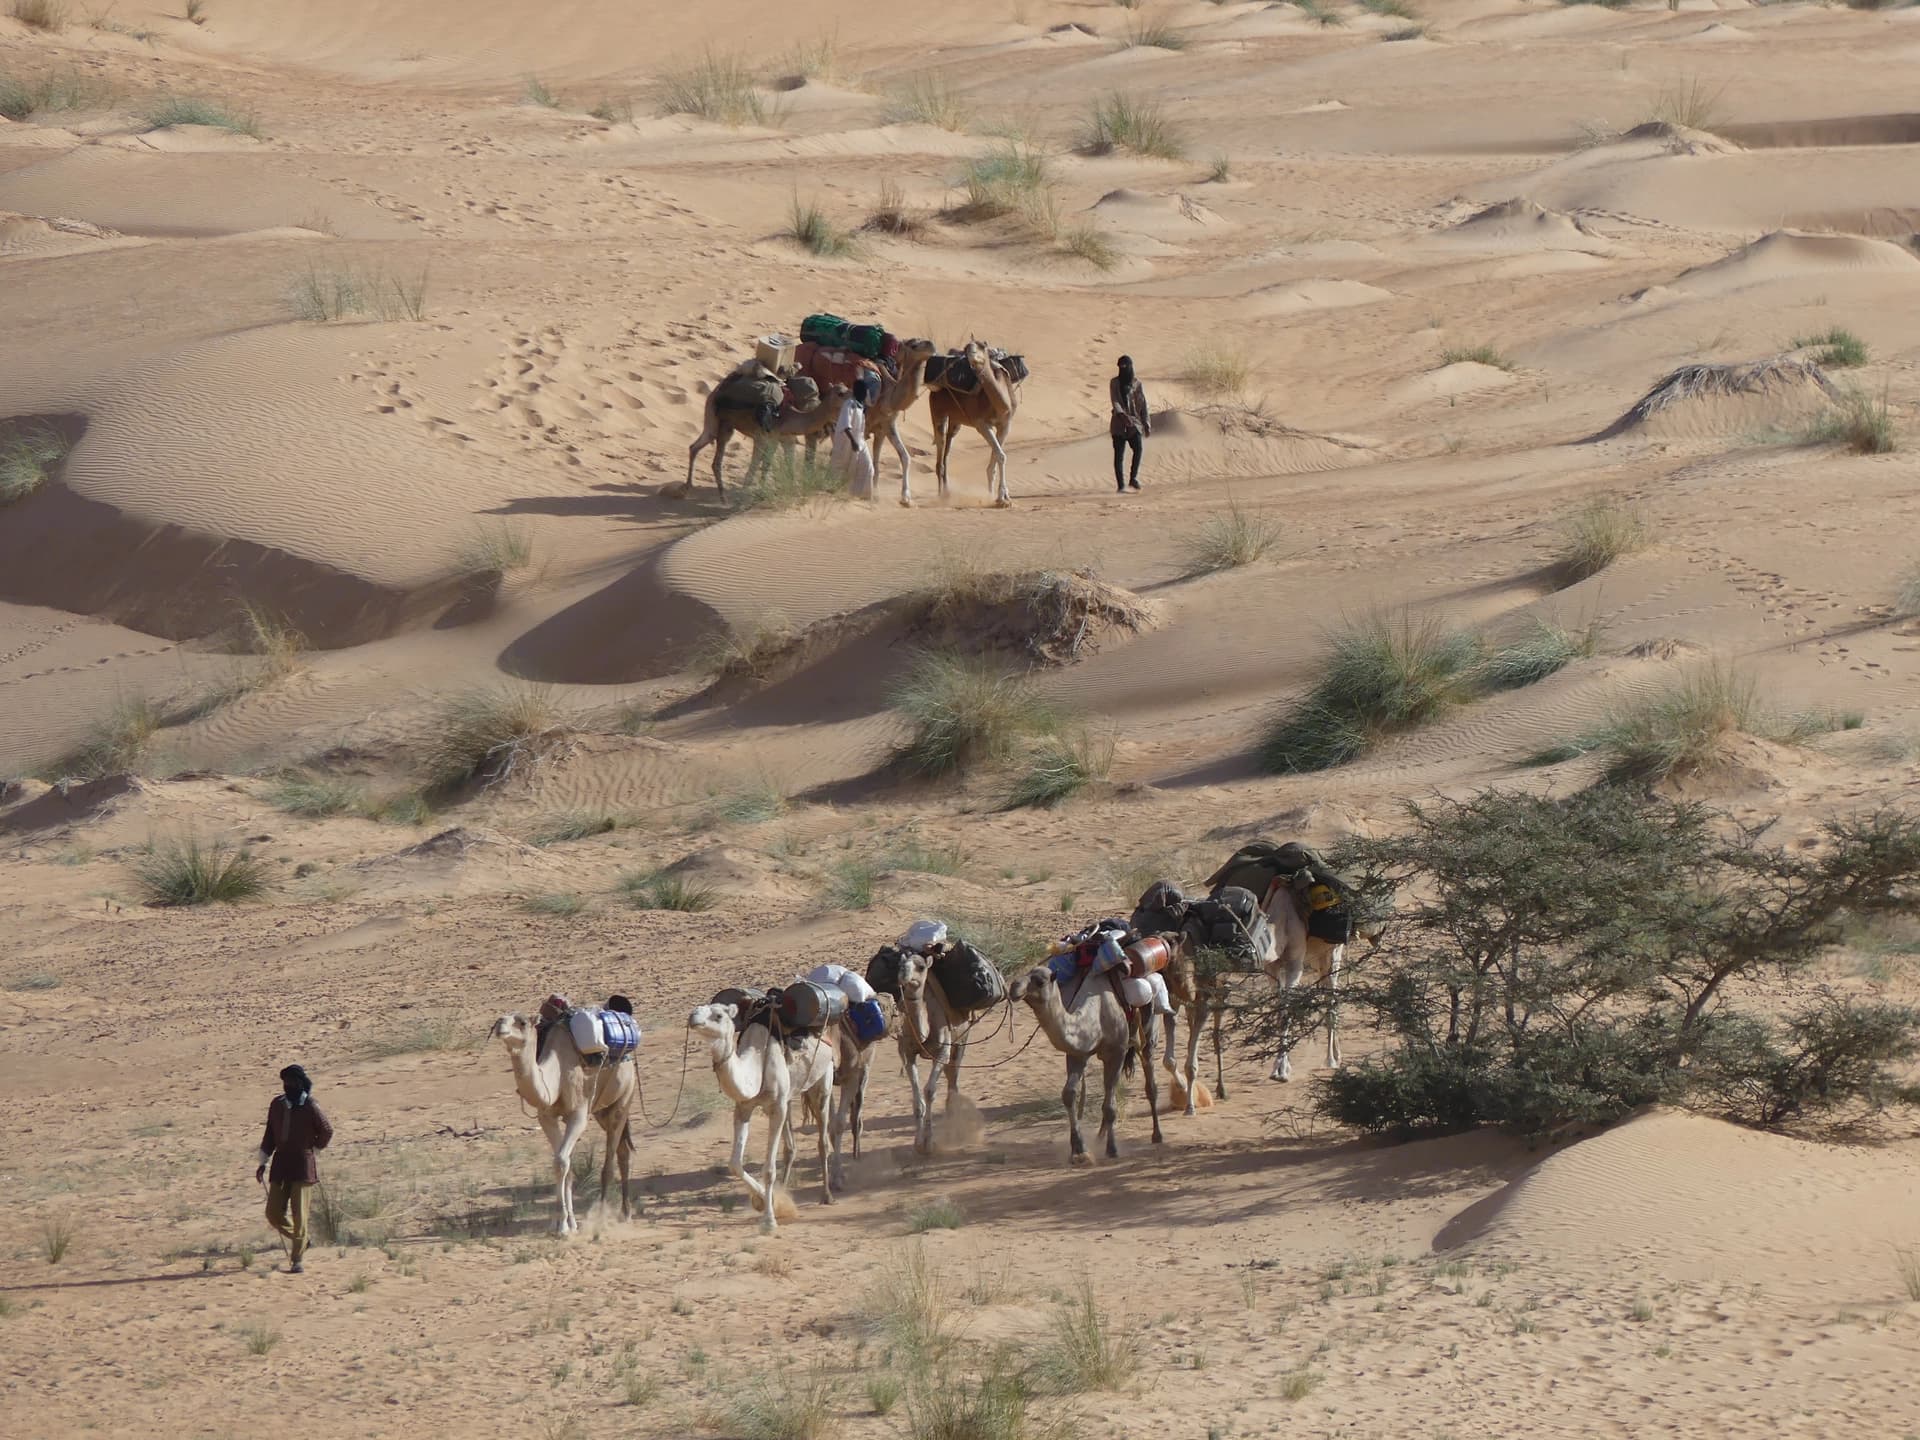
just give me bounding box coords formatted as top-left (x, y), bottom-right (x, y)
top-left (1233, 789), bottom-right (1920, 1138)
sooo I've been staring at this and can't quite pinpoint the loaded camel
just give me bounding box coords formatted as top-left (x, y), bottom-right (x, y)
top-left (685, 371), bottom-right (848, 496)
top-left (1009, 962), bottom-right (1164, 1165)
top-left (829, 994), bottom-right (897, 1171)
top-left (489, 1014), bottom-right (636, 1233)
top-left (852, 336), bottom-right (938, 506)
top-left (1153, 938), bottom-right (1230, 1115)
top-left (687, 1002), bottom-right (835, 1232)
top-left (927, 339), bottom-right (1019, 507)
top-left (1262, 881), bottom-right (1343, 1083)
top-left (895, 950), bottom-right (996, 1155)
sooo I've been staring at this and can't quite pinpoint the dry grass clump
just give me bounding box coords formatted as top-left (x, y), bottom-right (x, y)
top-left (1124, 16), bottom-right (1188, 48)
top-left (1060, 223), bottom-right (1118, 270)
top-left (133, 835), bottom-right (269, 906)
top-left (1540, 661), bottom-right (1829, 781)
top-left (265, 773), bottom-right (366, 818)
top-left (864, 1243), bottom-right (956, 1362)
top-left (1181, 497), bottom-right (1284, 575)
top-left (1555, 496), bottom-right (1647, 583)
top-left (141, 94), bottom-right (260, 136)
top-left (1801, 387), bottom-right (1896, 455)
top-left (531, 809), bottom-right (619, 844)
top-left (953, 145), bottom-right (1058, 237)
top-left (0, 425), bottom-right (68, 503)
top-left (914, 564), bottom-right (1156, 666)
top-left (40, 694), bottom-right (164, 780)
top-left (522, 74), bottom-right (561, 108)
top-left (866, 179), bottom-right (926, 237)
top-left (424, 684), bottom-right (576, 791)
top-left (455, 520), bottom-right (533, 576)
top-left (778, 30), bottom-right (840, 85)
top-left (1360, 0), bottom-right (1418, 14)
top-left (1293, 0), bottom-right (1347, 24)
top-left (1383, 22), bottom-right (1426, 38)
top-left (697, 612), bottom-right (796, 682)
top-left (41, 1213), bottom-right (77, 1263)
top-left (9, 0), bottom-right (67, 30)
top-left (885, 73), bottom-right (971, 131)
top-left (1649, 76), bottom-right (1725, 132)
top-left (1894, 564), bottom-right (1920, 620)
top-left (522, 891), bottom-right (589, 917)
top-left (890, 653), bottom-right (1055, 779)
top-left (1033, 1283), bottom-right (1130, 1394)
top-left (1791, 326), bottom-right (1868, 369)
top-left (620, 870), bottom-right (719, 912)
top-left (1205, 154), bottom-right (1232, 182)
top-left (727, 449), bottom-right (845, 512)
top-left (725, 1365), bottom-right (835, 1440)
top-left (715, 771), bottom-right (789, 823)
top-left (364, 1015), bottom-right (470, 1057)
top-left (905, 1198), bottom-right (966, 1233)
top-left (660, 50), bottom-right (770, 127)
top-left (1080, 91), bottom-right (1185, 159)
top-left (1005, 727), bottom-right (1114, 809)
top-left (1439, 343), bottom-right (1513, 370)
top-left (785, 194), bottom-right (862, 258)
top-left (1896, 1244), bottom-right (1920, 1302)
top-left (1260, 611), bottom-right (1481, 773)
top-left (290, 265), bottom-right (429, 323)
top-left (1596, 358), bottom-right (1837, 441)
top-left (1478, 617), bottom-right (1601, 691)
top-left (1183, 343), bottom-right (1250, 399)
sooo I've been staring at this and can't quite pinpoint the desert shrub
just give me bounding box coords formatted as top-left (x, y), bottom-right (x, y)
top-left (1895, 564), bottom-right (1920, 619)
top-left (1260, 611), bottom-right (1481, 773)
top-left (726, 449), bottom-right (843, 511)
top-left (1261, 790), bottom-right (1920, 1139)
top-left (424, 684), bottom-right (574, 791)
top-left (290, 266), bottom-right (428, 323)
top-left (825, 858), bottom-right (877, 910)
top-left (531, 810), bottom-right (618, 844)
top-left (1555, 496), bottom-right (1647, 582)
top-left (1004, 728), bottom-right (1113, 809)
top-left (1180, 497), bottom-right (1283, 574)
top-left (620, 870), bottom-right (718, 912)
top-left (1080, 92), bottom-right (1185, 159)
top-left (1792, 326), bottom-right (1868, 369)
top-left (885, 74), bottom-right (971, 130)
top-left (1554, 661), bottom-right (1824, 783)
top-left (1439, 343), bottom-right (1512, 370)
top-left (905, 1198), bottom-right (965, 1233)
top-left (41, 1213), bottom-right (77, 1263)
top-left (1477, 617), bottom-right (1600, 690)
top-left (715, 774), bottom-right (788, 823)
top-left (1124, 16), bottom-right (1188, 48)
top-left (141, 94), bottom-right (260, 136)
top-left (1293, 0), bottom-right (1347, 24)
top-left (9, 0), bottom-right (67, 31)
top-left (953, 145), bottom-right (1057, 236)
top-left (133, 835), bottom-right (268, 906)
top-left (1183, 343), bottom-right (1249, 399)
top-left (779, 30), bottom-right (839, 83)
top-left (660, 50), bottom-right (768, 126)
top-left (40, 695), bottom-right (164, 780)
top-left (1060, 223), bottom-right (1117, 270)
top-left (890, 651), bottom-right (1057, 777)
top-left (866, 178), bottom-right (924, 237)
top-left (1649, 76), bottom-right (1725, 132)
top-left (864, 1243), bottom-right (955, 1363)
top-left (522, 74), bottom-right (560, 108)
top-left (1, 425), bottom-right (69, 503)
top-left (785, 194), bottom-right (861, 258)
top-left (726, 1365), bottom-right (834, 1440)
top-left (1802, 387), bottom-right (1896, 455)
top-left (1033, 1284), bottom-right (1129, 1393)
top-left (522, 891), bottom-right (588, 917)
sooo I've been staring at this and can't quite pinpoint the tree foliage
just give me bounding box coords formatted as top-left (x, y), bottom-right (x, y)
top-left (1231, 790), bottom-right (1920, 1139)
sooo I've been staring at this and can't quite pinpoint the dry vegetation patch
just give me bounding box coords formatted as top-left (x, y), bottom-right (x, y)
top-left (913, 565), bottom-right (1158, 666)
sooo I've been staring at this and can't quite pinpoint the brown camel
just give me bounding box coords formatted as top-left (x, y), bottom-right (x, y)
top-left (927, 339), bottom-right (1018, 506)
top-left (1009, 962), bottom-right (1163, 1165)
top-left (685, 373), bottom-right (847, 496)
top-left (863, 337), bottom-right (938, 505)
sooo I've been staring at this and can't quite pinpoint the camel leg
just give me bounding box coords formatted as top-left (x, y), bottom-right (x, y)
top-left (1140, 1013), bottom-right (1165, 1146)
top-left (827, 1075), bottom-right (851, 1184)
top-left (901, 1043), bottom-right (933, 1157)
top-left (944, 1034), bottom-right (967, 1114)
top-left (615, 1118), bottom-right (634, 1221)
top-left (813, 1082), bottom-right (835, 1208)
top-left (984, 423), bottom-right (1011, 507)
top-left (1213, 997), bottom-right (1229, 1101)
top-left (1099, 1050), bottom-right (1123, 1160)
top-left (934, 416), bottom-right (954, 497)
top-left (1326, 943), bottom-right (1345, 1071)
top-left (917, 1042), bottom-right (945, 1154)
top-left (727, 1103), bottom-right (768, 1218)
top-left (761, 1095), bottom-right (787, 1235)
top-left (687, 422), bottom-right (718, 488)
top-left (1064, 1054), bottom-right (1091, 1168)
top-left (1182, 1004), bottom-right (1203, 1116)
top-left (551, 1108), bottom-right (589, 1235)
top-left (880, 416), bottom-right (913, 507)
top-left (596, 1118), bottom-right (618, 1218)
top-left (1269, 936), bottom-right (1308, 1082)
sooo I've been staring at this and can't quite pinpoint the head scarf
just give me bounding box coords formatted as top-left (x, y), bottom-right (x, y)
top-left (279, 1064), bottom-right (312, 1108)
top-left (1117, 355), bottom-right (1135, 382)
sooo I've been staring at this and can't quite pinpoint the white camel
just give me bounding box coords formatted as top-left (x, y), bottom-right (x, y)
top-left (895, 951), bottom-right (995, 1155)
top-left (688, 1003), bottom-right (835, 1232)
top-left (490, 1014), bottom-right (636, 1234)
top-left (1009, 963), bottom-right (1163, 1165)
top-left (829, 995), bottom-right (898, 1172)
top-left (1260, 882), bottom-right (1344, 1082)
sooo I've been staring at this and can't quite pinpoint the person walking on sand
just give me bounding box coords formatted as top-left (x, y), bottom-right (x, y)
top-left (1109, 354), bottom-right (1150, 493)
top-left (255, 1063), bottom-right (332, 1274)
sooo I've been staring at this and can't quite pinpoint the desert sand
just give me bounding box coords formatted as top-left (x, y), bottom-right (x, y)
top-left (4, 0), bottom-right (1920, 1435)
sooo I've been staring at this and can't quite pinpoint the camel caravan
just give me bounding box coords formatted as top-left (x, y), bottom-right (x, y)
top-left (685, 310), bottom-right (1028, 507)
top-left (492, 839), bottom-right (1357, 1235)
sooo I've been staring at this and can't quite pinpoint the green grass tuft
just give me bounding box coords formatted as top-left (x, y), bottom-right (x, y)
top-left (265, 773), bottom-right (366, 818)
top-left (889, 651), bottom-right (1057, 778)
top-left (141, 94), bottom-right (260, 136)
top-left (825, 857), bottom-right (877, 911)
top-left (953, 145), bottom-right (1058, 237)
top-left (785, 194), bottom-right (862, 258)
top-left (1124, 16), bottom-right (1189, 48)
top-left (1060, 223), bottom-right (1118, 270)
top-left (726, 449), bottom-right (845, 512)
top-left (133, 835), bottom-right (269, 906)
top-left (531, 810), bottom-right (618, 845)
top-left (1080, 91), bottom-right (1185, 159)
top-left (522, 74), bottom-right (561, 108)
top-left (905, 1198), bottom-right (966, 1233)
top-left (1184, 343), bottom-right (1250, 399)
top-left (289, 265), bottom-right (429, 323)
top-left (522, 891), bottom-right (588, 917)
top-left (1292, 0), bottom-right (1348, 24)
top-left (1359, 0), bottom-right (1418, 14)
top-left (1261, 611), bottom-right (1482, 773)
top-left (1004, 729), bottom-right (1113, 809)
top-left (1478, 617), bottom-right (1601, 691)
top-left (1205, 154), bottom-right (1232, 183)
top-left (1034, 1283), bottom-right (1130, 1393)
top-left (725, 1365), bottom-right (834, 1440)
top-left (1791, 326), bottom-right (1868, 369)
top-left (620, 870), bottom-right (719, 912)
top-left (1439, 343), bottom-right (1513, 370)
top-left (40, 695), bottom-right (164, 781)
top-left (1557, 661), bottom-right (1822, 782)
top-left (41, 1214), bottom-right (77, 1263)
top-left (0, 64), bottom-right (112, 120)
top-left (0, 425), bottom-right (69, 503)
top-left (1649, 76), bottom-right (1725, 133)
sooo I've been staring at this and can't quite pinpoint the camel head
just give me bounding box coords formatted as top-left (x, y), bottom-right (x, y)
top-left (687, 1003), bottom-right (739, 1048)
top-left (962, 338), bottom-right (991, 377)
top-left (896, 950), bottom-right (935, 1000)
top-left (902, 337), bottom-right (937, 362)
top-left (490, 1014), bottom-right (535, 1050)
top-left (1008, 965), bottom-right (1055, 1007)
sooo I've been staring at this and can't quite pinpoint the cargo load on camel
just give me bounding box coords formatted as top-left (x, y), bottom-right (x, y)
top-left (1206, 840), bottom-right (1356, 944)
top-left (927, 347), bottom-right (1029, 392)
